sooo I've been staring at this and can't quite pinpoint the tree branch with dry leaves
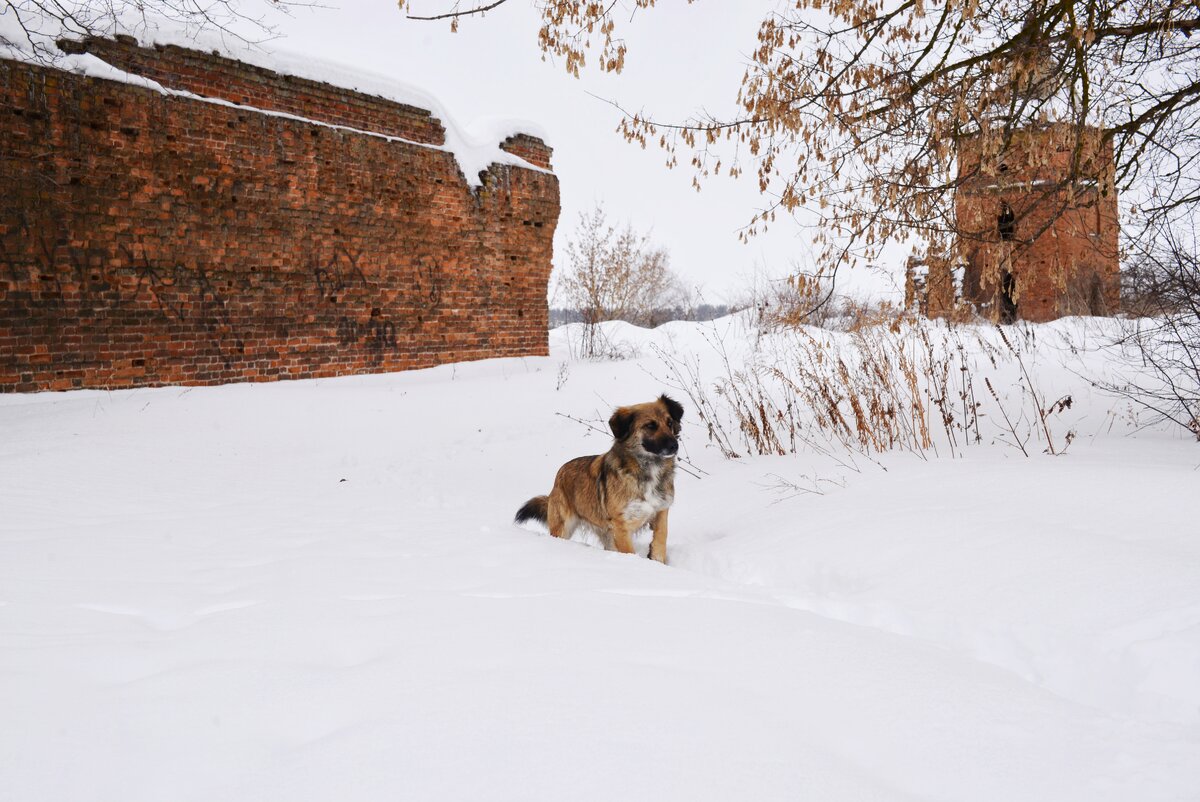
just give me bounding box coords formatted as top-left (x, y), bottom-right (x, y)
top-left (402, 0), bottom-right (1200, 284)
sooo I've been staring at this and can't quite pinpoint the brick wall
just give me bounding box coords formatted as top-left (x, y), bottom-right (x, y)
top-left (952, 125), bottom-right (1119, 322)
top-left (0, 38), bottom-right (559, 392)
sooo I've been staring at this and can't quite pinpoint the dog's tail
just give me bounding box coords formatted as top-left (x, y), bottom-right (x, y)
top-left (514, 495), bottom-right (549, 525)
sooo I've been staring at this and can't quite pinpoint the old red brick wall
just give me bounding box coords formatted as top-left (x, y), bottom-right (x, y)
top-left (954, 125), bottom-right (1119, 323)
top-left (0, 38), bottom-right (559, 392)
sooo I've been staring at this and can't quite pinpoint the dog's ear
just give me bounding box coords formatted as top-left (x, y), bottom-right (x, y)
top-left (609, 407), bottom-right (636, 441)
top-left (660, 394), bottom-right (684, 433)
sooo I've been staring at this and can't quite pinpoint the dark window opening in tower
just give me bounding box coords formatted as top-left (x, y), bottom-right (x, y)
top-left (998, 203), bottom-right (1016, 241)
top-left (999, 270), bottom-right (1018, 323)
top-left (1087, 273), bottom-right (1107, 316)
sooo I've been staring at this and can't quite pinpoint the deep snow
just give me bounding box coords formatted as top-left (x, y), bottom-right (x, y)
top-left (2, 317), bottom-right (1199, 801)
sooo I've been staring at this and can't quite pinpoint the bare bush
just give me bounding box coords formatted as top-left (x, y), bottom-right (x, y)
top-left (738, 267), bottom-right (837, 334)
top-left (657, 320), bottom-right (1076, 461)
top-left (1105, 223), bottom-right (1200, 438)
top-left (827, 298), bottom-right (912, 334)
top-left (556, 204), bottom-right (688, 357)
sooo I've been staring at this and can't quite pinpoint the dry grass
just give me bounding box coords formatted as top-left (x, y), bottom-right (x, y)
top-left (657, 317), bottom-right (1075, 461)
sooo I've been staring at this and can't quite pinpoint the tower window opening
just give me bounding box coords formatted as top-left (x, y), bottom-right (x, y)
top-left (998, 203), bottom-right (1016, 241)
top-left (999, 270), bottom-right (1018, 323)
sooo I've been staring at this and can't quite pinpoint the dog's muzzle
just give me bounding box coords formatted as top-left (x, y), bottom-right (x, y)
top-left (644, 437), bottom-right (678, 457)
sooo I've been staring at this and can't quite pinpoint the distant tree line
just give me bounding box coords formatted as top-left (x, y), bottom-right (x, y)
top-left (548, 303), bottom-right (732, 329)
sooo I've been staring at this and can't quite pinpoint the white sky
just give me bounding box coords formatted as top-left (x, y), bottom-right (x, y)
top-left (251, 0), bottom-right (906, 304)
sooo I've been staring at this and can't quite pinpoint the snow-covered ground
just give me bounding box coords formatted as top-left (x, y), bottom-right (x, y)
top-left (2, 317), bottom-right (1199, 801)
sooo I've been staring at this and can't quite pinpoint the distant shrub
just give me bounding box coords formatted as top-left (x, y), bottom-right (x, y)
top-left (555, 204), bottom-right (696, 356)
top-left (1106, 222), bottom-right (1200, 438)
top-left (549, 303), bottom-right (732, 329)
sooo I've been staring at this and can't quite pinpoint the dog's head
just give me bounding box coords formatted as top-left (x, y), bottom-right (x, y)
top-left (608, 395), bottom-right (684, 458)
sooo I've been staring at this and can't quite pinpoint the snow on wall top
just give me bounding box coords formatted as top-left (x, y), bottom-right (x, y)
top-left (0, 13), bottom-right (551, 189)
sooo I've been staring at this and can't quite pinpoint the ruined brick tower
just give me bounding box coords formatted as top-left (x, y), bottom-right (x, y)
top-left (913, 124), bottom-right (1119, 322)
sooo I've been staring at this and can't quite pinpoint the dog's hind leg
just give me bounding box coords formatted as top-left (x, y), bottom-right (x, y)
top-left (546, 496), bottom-right (573, 539)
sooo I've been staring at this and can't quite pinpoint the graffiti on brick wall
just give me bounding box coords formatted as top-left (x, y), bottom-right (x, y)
top-left (1, 219), bottom-right (530, 384)
top-left (1, 230), bottom-right (116, 311)
top-left (313, 248), bottom-right (451, 355)
top-left (313, 245), bottom-right (398, 356)
top-left (414, 259), bottom-right (444, 320)
top-left (313, 245), bottom-right (369, 303)
top-left (1, 227), bottom-right (256, 366)
top-left (121, 243), bottom-right (246, 368)
top-left (336, 315), bottom-right (397, 351)
top-left (2, 228), bottom-right (456, 360)
top-left (3, 225), bottom-right (474, 364)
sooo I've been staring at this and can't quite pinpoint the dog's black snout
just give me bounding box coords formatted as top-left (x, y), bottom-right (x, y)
top-left (642, 434), bottom-right (678, 457)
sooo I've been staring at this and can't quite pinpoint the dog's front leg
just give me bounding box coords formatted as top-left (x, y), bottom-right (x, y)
top-left (648, 510), bottom-right (669, 564)
top-left (610, 519), bottom-right (637, 555)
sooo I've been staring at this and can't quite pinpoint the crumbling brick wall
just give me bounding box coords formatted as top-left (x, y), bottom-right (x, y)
top-left (0, 37), bottom-right (559, 392)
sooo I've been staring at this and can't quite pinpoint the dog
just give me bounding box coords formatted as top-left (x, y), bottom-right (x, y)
top-left (515, 395), bottom-right (683, 563)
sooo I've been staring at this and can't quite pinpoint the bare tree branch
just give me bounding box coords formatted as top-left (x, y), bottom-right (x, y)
top-left (404, 0), bottom-right (509, 22)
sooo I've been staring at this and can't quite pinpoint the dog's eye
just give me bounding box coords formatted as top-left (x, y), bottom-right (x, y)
top-left (645, 420), bottom-right (658, 431)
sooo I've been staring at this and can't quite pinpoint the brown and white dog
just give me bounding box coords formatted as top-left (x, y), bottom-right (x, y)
top-left (515, 395), bottom-right (683, 563)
